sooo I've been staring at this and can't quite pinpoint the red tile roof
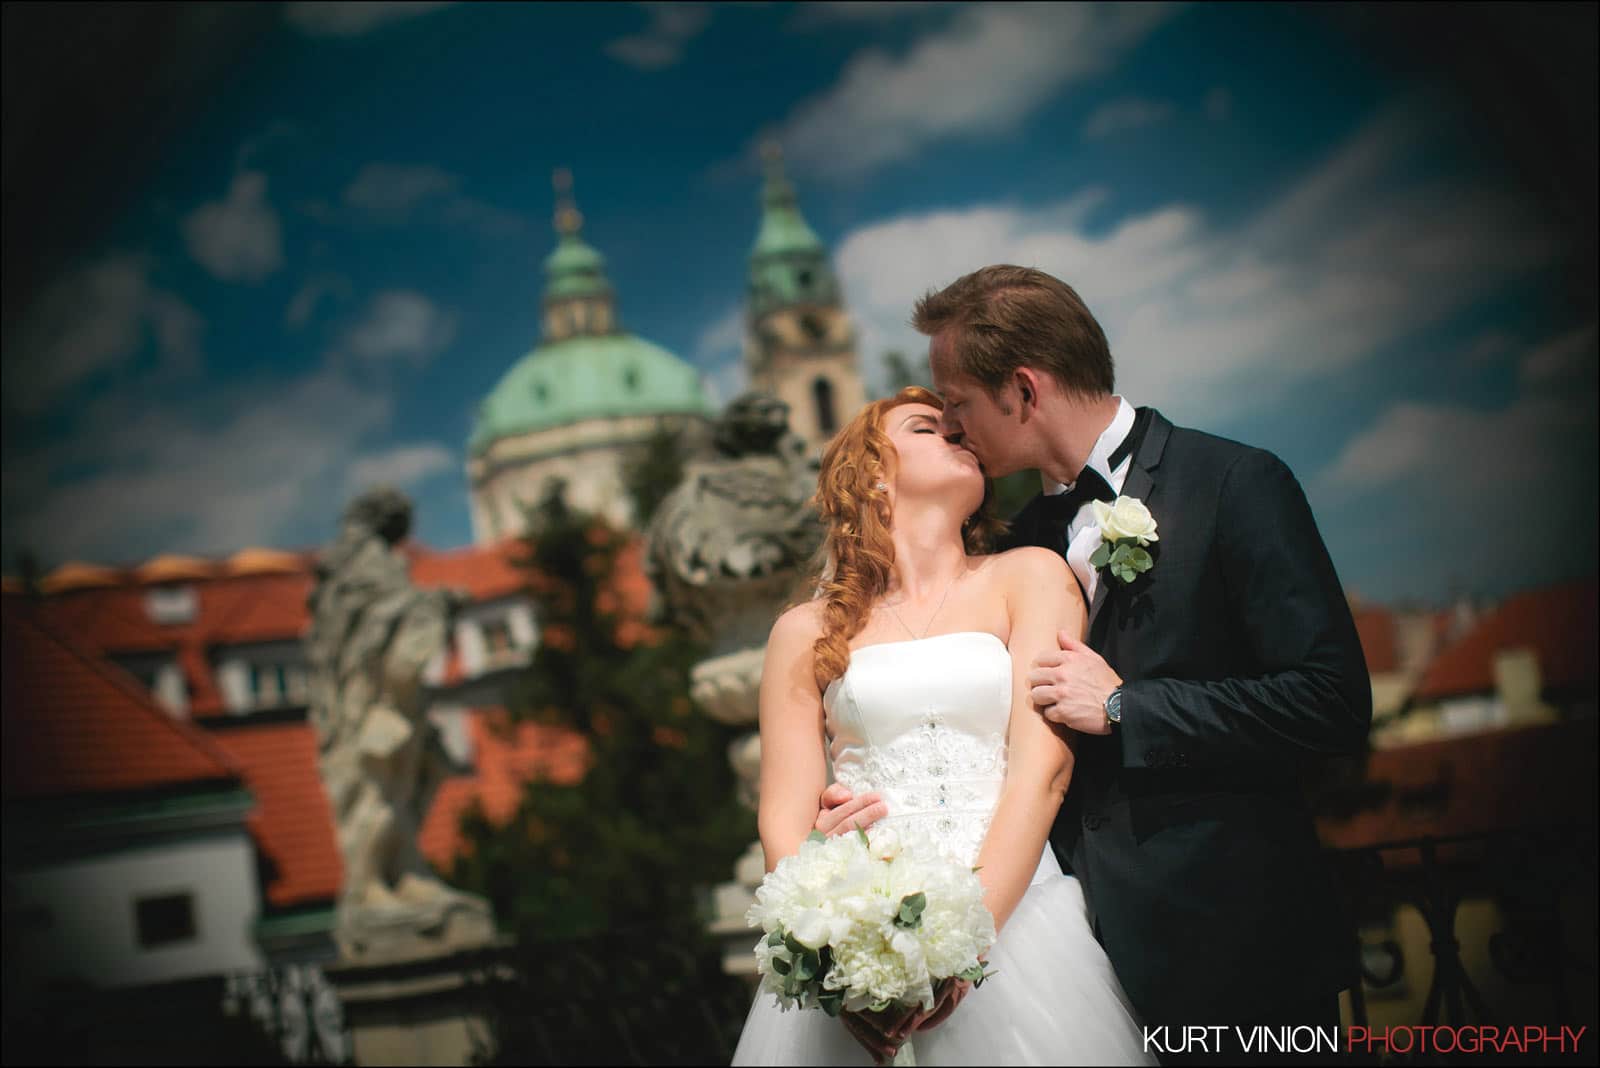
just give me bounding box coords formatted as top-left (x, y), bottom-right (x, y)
top-left (419, 708), bottom-right (589, 869)
top-left (1316, 716), bottom-right (1598, 854)
top-left (1414, 580), bottom-right (1598, 702)
top-left (209, 723), bottom-right (343, 908)
top-left (1, 604), bottom-right (240, 800)
top-left (1352, 605), bottom-right (1400, 675)
top-left (408, 539), bottom-right (530, 602)
top-left (21, 541), bottom-right (537, 718)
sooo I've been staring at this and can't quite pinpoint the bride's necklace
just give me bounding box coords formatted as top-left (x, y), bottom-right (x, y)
top-left (883, 569), bottom-right (963, 641)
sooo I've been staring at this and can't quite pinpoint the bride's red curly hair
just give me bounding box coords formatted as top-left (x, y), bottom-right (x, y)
top-left (807, 385), bottom-right (1005, 690)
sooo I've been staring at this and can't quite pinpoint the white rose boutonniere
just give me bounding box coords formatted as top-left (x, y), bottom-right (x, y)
top-left (1089, 496), bottom-right (1159, 584)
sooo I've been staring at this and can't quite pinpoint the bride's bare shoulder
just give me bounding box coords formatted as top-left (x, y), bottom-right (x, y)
top-left (768, 599), bottom-right (826, 649)
top-left (976, 546), bottom-right (1073, 584)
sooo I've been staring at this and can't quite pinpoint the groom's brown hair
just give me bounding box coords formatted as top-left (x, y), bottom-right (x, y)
top-left (912, 265), bottom-right (1114, 398)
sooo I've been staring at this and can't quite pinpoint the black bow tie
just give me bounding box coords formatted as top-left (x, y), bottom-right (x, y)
top-left (1037, 416), bottom-right (1144, 525)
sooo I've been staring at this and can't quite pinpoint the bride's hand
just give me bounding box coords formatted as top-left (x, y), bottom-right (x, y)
top-left (841, 1002), bottom-right (918, 1065)
top-left (915, 976), bottom-right (973, 1033)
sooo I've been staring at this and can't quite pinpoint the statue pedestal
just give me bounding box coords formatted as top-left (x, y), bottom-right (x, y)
top-left (323, 942), bottom-right (512, 1066)
top-left (708, 841), bottom-right (767, 987)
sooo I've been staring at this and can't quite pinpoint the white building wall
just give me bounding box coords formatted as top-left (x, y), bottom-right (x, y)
top-left (6, 833), bottom-right (264, 990)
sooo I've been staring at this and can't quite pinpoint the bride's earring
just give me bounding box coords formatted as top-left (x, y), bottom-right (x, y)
top-left (875, 481), bottom-right (888, 492)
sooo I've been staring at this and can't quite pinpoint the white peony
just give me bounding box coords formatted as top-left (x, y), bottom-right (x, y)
top-left (747, 825), bottom-right (995, 1017)
top-left (1092, 495), bottom-right (1159, 546)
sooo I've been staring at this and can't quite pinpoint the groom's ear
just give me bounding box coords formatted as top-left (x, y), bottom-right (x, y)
top-left (1014, 367), bottom-right (1042, 418)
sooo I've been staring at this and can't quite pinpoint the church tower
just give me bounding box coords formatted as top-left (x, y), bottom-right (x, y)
top-left (743, 144), bottom-right (866, 454)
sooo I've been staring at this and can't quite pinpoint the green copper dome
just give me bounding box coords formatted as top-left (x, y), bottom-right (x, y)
top-left (752, 178), bottom-right (824, 258)
top-left (470, 334), bottom-right (714, 455)
top-left (543, 232), bottom-right (611, 301)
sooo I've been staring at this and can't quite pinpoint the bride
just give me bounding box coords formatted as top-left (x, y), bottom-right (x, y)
top-left (732, 387), bottom-right (1155, 1066)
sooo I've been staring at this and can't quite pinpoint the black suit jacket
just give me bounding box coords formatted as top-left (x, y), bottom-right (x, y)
top-left (1001, 408), bottom-right (1371, 1025)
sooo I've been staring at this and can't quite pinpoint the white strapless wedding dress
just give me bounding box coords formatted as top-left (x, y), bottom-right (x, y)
top-left (732, 632), bottom-right (1156, 1066)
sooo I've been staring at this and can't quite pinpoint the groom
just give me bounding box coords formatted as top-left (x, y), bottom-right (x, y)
top-left (818, 265), bottom-right (1371, 1060)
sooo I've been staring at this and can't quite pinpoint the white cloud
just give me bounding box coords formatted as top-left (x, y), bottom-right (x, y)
top-left (3, 367), bottom-right (395, 563)
top-left (183, 171), bottom-right (284, 283)
top-left (1082, 96), bottom-right (1174, 140)
top-left (1518, 324), bottom-right (1598, 388)
top-left (337, 291), bottom-right (458, 368)
top-left (1314, 328), bottom-right (1597, 595)
top-left (2, 254), bottom-right (204, 415)
top-left (787, 2), bottom-right (950, 29)
top-left (346, 443), bottom-right (456, 494)
top-left (691, 304), bottom-right (749, 407)
top-left (285, 1), bottom-right (456, 37)
top-left (703, 357), bottom-right (749, 409)
top-left (762, 2), bottom-right (1177, 180)
top-left (830, 97), bottom-right (1561, 422)
top-left (343, 163), bottom-right (458, 221)
top-left (1322, 327), bottom-right (1596, 494)
top-left (606, 3), bottom-right (712, 71)
top-left (694, 303), bottom-right (744, 366)
top-left (285, 273), bottom-right (353, 330)
top-left (4, 284), bottom-right (466, 566)
top-left (339, 162), bottom-right (528, 236)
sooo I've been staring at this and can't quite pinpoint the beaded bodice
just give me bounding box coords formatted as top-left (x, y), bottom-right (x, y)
top-left (824, 631), bottom-right (1014, 868)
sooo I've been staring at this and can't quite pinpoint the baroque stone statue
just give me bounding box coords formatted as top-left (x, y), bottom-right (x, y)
top-left (645, 391), bottom-right (823, 656)
top-left (305, 487), bottom-right (495, 964)
top-left (643, 392), bottom-right (824, 978)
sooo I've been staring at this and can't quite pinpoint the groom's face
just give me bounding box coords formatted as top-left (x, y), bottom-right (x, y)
top-left (929, 331), bottom-right (1025, 478)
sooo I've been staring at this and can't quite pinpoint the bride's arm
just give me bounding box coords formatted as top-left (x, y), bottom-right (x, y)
top-left (974, 547), bottom-right (1084, 932)
top-left (756, 603), bottom-right (830, 872)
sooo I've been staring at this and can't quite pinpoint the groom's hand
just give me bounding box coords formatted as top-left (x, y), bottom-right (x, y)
top-left (815, 782), bottom-right (888, 837)
top-left (1029, 633), bottom-right (1122, 735)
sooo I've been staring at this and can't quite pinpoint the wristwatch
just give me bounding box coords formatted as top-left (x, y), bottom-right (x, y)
top-left (1104, 686), bottom-right (1123, 727)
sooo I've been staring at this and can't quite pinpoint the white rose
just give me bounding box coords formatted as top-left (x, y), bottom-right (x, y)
top-left (1092, 496), bottom-right (1159, 546)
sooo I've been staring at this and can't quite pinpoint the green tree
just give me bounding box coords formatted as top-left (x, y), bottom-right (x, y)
top-left (623, 424), bottom-right (690, 527)
top-left (447, 478), bottom-right (755, 1063)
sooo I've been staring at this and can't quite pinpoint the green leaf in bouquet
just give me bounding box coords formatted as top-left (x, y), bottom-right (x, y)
top-left (793, 950), bottom-right (819, 982)
top-left (1089, 542), bottom-right (1111, 569)
top-left (807, 830), bottom-right (826, 844)
top-left (771, 954), bottom-right (792, 976)
top-left (854, 825), bottom-right (871, 848)
top-left (1128, 547), bottom-right (1152, 572)
top-left (766, 930), bottom-right (785, 948)
top-left (818, 991), bottom-right (844, 1018)
top-left (957, 963), bottom-right (997, 986)
top-left (868, 998), bottom-right (895, 1014)
top-left (784, 933), bottom-right (806, 957)
top-left (894, 891), bottom-right (927, 929)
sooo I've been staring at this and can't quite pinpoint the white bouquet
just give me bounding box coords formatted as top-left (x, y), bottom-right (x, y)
top-left (746, 824), bottom-right (995, 1050)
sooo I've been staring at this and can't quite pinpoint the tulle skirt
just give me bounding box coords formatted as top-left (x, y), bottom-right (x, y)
top-left (730, 856), bottom-right (1156, 1066)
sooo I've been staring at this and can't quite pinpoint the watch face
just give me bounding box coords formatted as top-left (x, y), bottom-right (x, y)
top-left (1106, 690), bottom-right (1122, 722)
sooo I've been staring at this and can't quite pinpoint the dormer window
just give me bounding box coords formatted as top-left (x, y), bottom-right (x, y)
top-left (144, 585), bottom-right (197, 625)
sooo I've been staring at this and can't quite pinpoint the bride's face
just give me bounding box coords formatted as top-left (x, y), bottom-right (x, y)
top-left (883, 402), bottom-right (984, 513)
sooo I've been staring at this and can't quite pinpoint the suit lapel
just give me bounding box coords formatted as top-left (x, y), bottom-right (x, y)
top-left (1089, 409), bottom-right (1171, 647)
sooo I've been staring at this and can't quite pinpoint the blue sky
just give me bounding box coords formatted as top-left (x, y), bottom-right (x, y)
top-left (2, 2), bottom-right (1595, 605)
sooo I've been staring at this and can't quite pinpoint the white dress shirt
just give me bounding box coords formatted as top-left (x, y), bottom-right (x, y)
top-left (1042, 396), bottom-right (1136, 609)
